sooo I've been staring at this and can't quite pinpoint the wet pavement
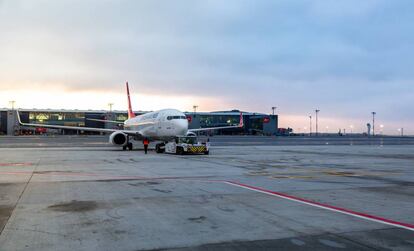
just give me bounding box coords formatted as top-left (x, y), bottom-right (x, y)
top-left (0, 136), bottom-right (413, 250)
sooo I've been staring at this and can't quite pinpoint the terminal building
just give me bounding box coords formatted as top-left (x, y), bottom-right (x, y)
top-left (0, 109), bottom-right (278, 136)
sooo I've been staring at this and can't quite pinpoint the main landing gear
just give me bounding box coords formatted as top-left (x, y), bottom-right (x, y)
top-left (122, 142), bottom-right (133, 151)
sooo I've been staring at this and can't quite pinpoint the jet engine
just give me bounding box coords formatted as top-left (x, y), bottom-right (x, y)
top-left (109, 131), bottom-right (128, 146)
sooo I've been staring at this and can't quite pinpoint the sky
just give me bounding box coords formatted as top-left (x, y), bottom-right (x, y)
top-left (0, 0), bottom-right (413, 135)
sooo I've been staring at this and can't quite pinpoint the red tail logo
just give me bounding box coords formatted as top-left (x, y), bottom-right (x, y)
top-left (126, 81), bottom-right (136, 119)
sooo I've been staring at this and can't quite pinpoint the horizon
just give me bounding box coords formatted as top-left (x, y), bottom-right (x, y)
top-left (2, 98), bottom-right (406, 136)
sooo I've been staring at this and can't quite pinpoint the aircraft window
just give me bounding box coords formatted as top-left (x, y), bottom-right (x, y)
top-left (168, 115), bottom-right (186, 120)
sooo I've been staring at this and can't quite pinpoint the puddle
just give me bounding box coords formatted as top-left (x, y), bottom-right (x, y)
top-left (187, 216), bottom-right (206, 223)
top-left (48, 200), bottom-right (98, 213)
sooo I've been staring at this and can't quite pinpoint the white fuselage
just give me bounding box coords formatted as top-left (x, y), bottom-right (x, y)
top-left (123, 109), bottom-right (188, 140)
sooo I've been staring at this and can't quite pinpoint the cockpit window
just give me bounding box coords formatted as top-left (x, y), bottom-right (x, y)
top-left (167, 116), bottom-right (186, 120)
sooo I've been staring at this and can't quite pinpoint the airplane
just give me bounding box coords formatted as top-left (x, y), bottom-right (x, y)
top-left (16, 82), bottom-right (244, 151)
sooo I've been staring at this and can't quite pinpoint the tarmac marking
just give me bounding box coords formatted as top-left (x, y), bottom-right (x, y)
top-left (0, 163), bottom-right (33, 167)
top-left (0, 170), bottom-right (141, 178)
top-left (0, 171), bottom-right (34, 175)
top-left (225, 181), bottom-right (414, 232)
top-left (0, 171), bottom-right (216, 182)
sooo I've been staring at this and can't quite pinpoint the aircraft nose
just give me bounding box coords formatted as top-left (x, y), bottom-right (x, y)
top-left (174, 119), bottom-right (188, 135)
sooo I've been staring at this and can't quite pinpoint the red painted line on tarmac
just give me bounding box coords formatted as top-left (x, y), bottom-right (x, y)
top-left (225, 181), bottom-right (414, 232)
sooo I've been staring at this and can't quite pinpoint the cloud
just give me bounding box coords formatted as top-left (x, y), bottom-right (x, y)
top-left (0, 0), bottom-right (413, 134)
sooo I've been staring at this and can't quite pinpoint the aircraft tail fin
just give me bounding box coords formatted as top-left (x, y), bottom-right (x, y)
top-left (126, 81), bottom-right (136, 119)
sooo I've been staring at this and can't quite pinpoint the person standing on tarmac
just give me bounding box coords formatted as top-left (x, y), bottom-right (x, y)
top-left (143, 138), bottom-right (149, 154)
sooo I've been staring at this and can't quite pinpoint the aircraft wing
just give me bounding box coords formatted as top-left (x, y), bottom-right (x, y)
top-left (188, 112), bottom-right (244, 132)
top-left (16, 111), bottom-right (142, 136)
top-left (86, 118), bottom-right (124, 124)
top-left (188, 124), bottom-right (242, 132)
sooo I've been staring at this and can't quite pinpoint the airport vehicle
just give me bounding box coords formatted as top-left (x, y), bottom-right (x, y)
top-left (16, 82), bottom-right (243, 150)
top-left (156, 136), bottom-right (209, 155)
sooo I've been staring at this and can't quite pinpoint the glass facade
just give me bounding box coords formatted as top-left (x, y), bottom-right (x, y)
top-left (116, 114), bottom-right (128, 121)
top-left (199, 114), bottom-right (239, 127)
top-left (1, 109), bottom-right (277, 135)
top-left (21, 111), bottom-right (88, 134)
top-left (28, 112), bottom-right (85, 126)
top-left (187, 112), bottom-right (277, 135)
top-left (0, 111), bottom-right (7, 135)
top-left (249, 117), bottom-right (264, 131)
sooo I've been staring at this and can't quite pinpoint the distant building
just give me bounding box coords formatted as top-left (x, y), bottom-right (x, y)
top-left (0, 108), bottom-right (278, 136)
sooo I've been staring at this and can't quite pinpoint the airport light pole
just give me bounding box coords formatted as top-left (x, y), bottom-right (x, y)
top-left (193, 105), bottom-right (198, 117)
top-left (315, 109), bottom-right (320, 136)
top-left (106, 103), bottom-right (115, 130)
top-left (108, 103), bottom-right (114, 112)
top-left (309, 115), bottom-right (312, 136)
top-left (372, 112), bottom-right (376, 136)
top-left (398, 128), bottom-right (404, 137)
top-left (9, 100), bottom-right (17, 134)
top-left (350, 125), bottom-right (354, 134)
top-left (9, 100), bottom-right (16, 110)
top-left (272, 107), bottom-right (277, 116)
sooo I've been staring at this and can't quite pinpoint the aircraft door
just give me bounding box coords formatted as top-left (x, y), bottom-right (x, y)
top-left (156, 114), bottom-right (164, 135)
top-left (166, 116), bottom-right (175, 132)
